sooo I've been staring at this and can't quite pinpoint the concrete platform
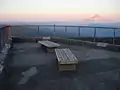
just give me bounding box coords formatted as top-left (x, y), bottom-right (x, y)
top-left (2, 42), bottom-right (120, 90)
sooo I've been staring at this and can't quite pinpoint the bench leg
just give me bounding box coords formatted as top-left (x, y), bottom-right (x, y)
top-left (41, 45), bottom-right (47, 52)
top-left (41, 45), bottom-right (45, 48)
top-left (58, 64), bottom-right (76, 71)
top-left (46, 47), bottom-right (56, 52)
top-left (41, 45), bottom-right (57, 52)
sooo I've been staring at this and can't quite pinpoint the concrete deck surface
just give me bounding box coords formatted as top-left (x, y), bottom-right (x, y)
top-left (1, 42), bottom-right (120, 90)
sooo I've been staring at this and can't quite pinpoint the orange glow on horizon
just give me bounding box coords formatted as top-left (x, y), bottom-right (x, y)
top-left (0, 13), bottom-right (120, 22)
top-left (0, 0), bottom-right (120, 22)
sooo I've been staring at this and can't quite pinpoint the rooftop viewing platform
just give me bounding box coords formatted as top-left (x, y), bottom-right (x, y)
top-left (0, 25), bottom-right (120, 90)
top-left (0, 0), bottom-right (120, 89)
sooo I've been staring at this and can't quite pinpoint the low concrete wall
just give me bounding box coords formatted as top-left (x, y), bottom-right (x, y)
top-left (12, 36), bottom-right (43, 42)
top-left (106, 44), bottom-right (120, 52)
top-left (51, 37), bottom-right (120, 52)
top-left (12, 36), bottom-right (120, 52)
top-left (0, 43), bottom-right (11, 72)
top-left (51, 37), bottom-right (97, 47)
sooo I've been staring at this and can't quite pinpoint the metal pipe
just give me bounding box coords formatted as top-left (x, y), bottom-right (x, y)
top-left (7, 25), bottom-right (120, 29)
top-left (113, 28), bottom-right (116, 44)
top-left (65, 26), bottom-right (67, 33)
top-left (78, 26), bottom-right (81, 37)
top-left (53, 24), bottom-right (56, 36)
top-left (38, 25), bottom-right (39, 36)
top-left (93, 28), bottom-right (96, 42)
top-left (64, 26), bottom-right (67, 37)
top-left (37, 25), bottom-right (120, 29)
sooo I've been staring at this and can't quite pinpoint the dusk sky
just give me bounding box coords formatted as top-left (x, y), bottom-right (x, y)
top-left (0, 0), bottom-right (120, 22)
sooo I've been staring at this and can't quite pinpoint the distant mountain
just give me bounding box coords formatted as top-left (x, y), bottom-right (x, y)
top-left (0, 20), bottom-right (87, 26)
top-left (0, 19), bottom-right (120, 28)
top-left (88, 22), bottom-right (120, 28)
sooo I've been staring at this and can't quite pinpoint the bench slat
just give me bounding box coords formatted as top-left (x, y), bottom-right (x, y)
top-left (65, 49), bottom-right (78, 61)
top-left (55, 48), bottom-right (78, 64)
top-left (38, 41), bottom-right (60, 48)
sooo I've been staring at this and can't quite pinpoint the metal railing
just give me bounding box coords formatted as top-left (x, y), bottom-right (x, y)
top-left (11, 25), bottom-right (120, 45)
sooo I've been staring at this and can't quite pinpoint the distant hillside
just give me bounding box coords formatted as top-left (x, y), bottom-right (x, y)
top-left (88, 23), bottom-right (120, 28)
top-left (11, 25), bottom-right (120, 38)
top-left (11, 26), bottom-right (53, 37)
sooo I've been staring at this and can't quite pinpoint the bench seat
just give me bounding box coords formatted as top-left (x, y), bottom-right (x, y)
top-left (38, 40), bottom-right (60, 52)
top-left (55, 48), bottom-right (78, 71)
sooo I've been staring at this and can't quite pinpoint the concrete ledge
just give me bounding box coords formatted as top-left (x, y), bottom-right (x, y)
top-left (0, 43), bottom-right (11, 63)
top-left (105, 44), bottom-right (120, 52)
top-left (12, 36), bottom-right (120, 52)
top-left (51, 37), bottom-right (120, 52)
top-left (51, 37), bottom-right (96, 47)
top-left (0, 54), bottom-right (6, 62)
top-left (1, 44), bottom-right (11, 54)
top-left (12, 36), bottom-right (42, 42)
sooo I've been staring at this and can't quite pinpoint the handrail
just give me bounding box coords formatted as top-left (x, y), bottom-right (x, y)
top-left (11, 24), bottom-right (120, 29)
top-left (3, 24), bottom-right (120, 45)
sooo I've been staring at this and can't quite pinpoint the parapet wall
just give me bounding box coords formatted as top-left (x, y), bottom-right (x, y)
top-left (12, 36), bottom-right (120, 52)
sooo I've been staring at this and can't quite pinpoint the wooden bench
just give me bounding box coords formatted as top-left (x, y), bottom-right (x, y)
top-left (38, 40), bottom-right (60, 52)
top-left (55, 48), bottom-right (78, 71)
top-left (96, 42), bottom-right (108, 47)
top-left (42, 37), bottom-right (51, 40)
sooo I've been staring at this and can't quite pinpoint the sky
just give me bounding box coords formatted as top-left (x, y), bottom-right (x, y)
top-left (0, 0), bottom-right (120, 22)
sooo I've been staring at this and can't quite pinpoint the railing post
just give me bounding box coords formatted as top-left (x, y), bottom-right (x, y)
top-left (65, 26), bottom-right (67, 37)
top-left (65, 26), bottom-right (67, 32)
top-left (78, 26), bottom-right (80, 37)
top-left (93, 28), bottom-right (96, 42)
top-left (113, 28), bottom-right (115, 44)
top-left (53, 24), bottom-right (55, 36)
top-left (38, 25), bottom-right (39, 36)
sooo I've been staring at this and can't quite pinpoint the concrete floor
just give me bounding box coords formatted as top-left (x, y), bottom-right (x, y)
top-left (2, 42), bottom-right (120, 90)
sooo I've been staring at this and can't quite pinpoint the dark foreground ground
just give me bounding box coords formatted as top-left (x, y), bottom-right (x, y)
top-left (1, 42), bottom-right (120, 90)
